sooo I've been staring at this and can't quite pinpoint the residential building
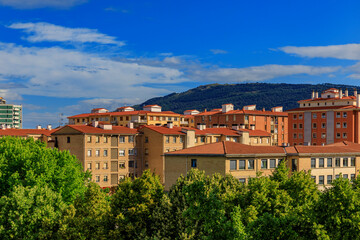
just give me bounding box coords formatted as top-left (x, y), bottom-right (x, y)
top-left (287, 88), bottom-right (360, 146)
top-left (194, 103), bottom-right (288, 146)
top-left (68, 105), bottom-right (189, 127)
top-left (0, 97), bottom-right (22, 129)
top-left (164, 140), bottom-right (360, 190)
top-left (0, 128), bottom-right (53, 143)
top-left (50, 122), bottom-right (140, 188)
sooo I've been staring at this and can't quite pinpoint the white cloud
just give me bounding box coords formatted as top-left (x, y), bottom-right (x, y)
top-left (190, 64), bottom-right (340, 82)
top-left (8, 22), bottom-right (125, 46)
top-left (0, 89), bottom-right (22, 101)
top-left (210, 49), bottom-right (228, 54)
top-left (0, 0), bottom-right (87, 9)
top-left (280, 44), bottom-right (360, 60)
top-left (0, 42), bottom-right (187, 100)
top-left (163, 56), bottom-right (181, 64)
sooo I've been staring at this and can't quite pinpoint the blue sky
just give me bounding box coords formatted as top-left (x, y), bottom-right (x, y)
top-left (0, 0), bottom-right (360, 128)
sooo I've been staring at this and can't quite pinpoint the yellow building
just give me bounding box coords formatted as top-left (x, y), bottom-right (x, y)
top-left (51, 122), bottom-right (140, 188)
top-left (164, 140), bottom-right (360, 190)
top-left (68, 105), bottom-right (189, 127)
top-left (0, 128), bottom-right (54, 143)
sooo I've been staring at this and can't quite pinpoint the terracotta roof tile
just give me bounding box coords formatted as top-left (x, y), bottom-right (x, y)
top-left (0, 129), bottom-right (53, 137)
top-left (52, 125), bottom-right (138, 135)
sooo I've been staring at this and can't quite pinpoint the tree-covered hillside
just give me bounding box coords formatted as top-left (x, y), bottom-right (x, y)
top-left (134, 83), bottom-right (360, 113)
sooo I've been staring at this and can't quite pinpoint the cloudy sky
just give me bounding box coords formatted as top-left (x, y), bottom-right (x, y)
top-left (0, 0), bottom-right (359, 128)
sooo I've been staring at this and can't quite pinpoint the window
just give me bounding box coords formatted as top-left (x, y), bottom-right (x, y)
top-left (351, 174), bottom-right (356, 180)
top-left (96, 136), bottom-right (100, 143)
top-left (299, 114), bottom-right (303, 119)
top-left (270, 159), bottom-right (276, 168)
top-left (145, 137), bottom-right (149, 143)
top-left (321, 133), bottom-right (326, 139)
top-left (319, 175), bottom-right (324, 185)
top-left (293, 114), bottom-right (297, 119)
top-left (201, 137), bottom-right (205, 143)
top-left (239, 160), bottom-right (245, 170)
top-left (119, 136), bottom-right (125, 143)
top-left (95, 162), bottom-right (100, 170)
top-left (299, 124), bottom-right (303, 129)
top-left (95, 175), bottom-right (100, 182)
top-left (343, 112), bottom-right (347, 118)
top-left (313, 113), bottom-right (317, 119)
top-left (343, 122), bottom-right (347, 128)
top-left (87, 163), bottom-right (92, 170)
top-left (313, 123), bottom-right (317, 129)
top-left (319, 158), bottom-right (324, 168)
top-left (248, 159), bottom-right (254, 169)
top-left (119, 162), bottom-right (125, 169)
top-left (67, 137), bottom-right (71, 143)
top-left (239, 178), bottom-right (246, 184)
top-left (87, 136), bottom-right (91, 143)
top-left (191, 159), bottom-right (197, 168)
top-left (128, 161), bottom-right (134, 168)
top-left (299, 133), bottom-right (303, 139)
top-left (336, 133), bottom-right (341, 138)
top-left (119, 149), bottom-right (125, 156)
top-left (261, 159), bottom-right (267, 169)
top-left (230, 160), bottom-right (237, 170)
top-left (103, 162), bottom-right (108, 169)
top-left (343, 158), bottom-right (348, 167)
top-left (336, 112), bottom-right (341, 118)
top-left (129, 136), bottom-right (134, 143)
top-left (344, 174), bottom-right (348, 179)
top-left (313, 133), bottom-right (317, 139)
top-left (327, 175), bottom-right (332, 184)
top-left (327, 158), bottom-right (332, 167)
top-left (336, 122), bottom-right (341, 128)
top-left (103, 136), bottom-right (108, 143)
top-left (166, 136), bottom-right (170, 143)
top-left (128, 149), bottom-right (135, 155)
top-left (293, 134), bottom-right (297, 139)
top-left (343, 133), bottom-right (347, 138)
top-left (351, 157), bottom-right (355, 166)
top-left (321, 113), bottom-right (326, 118)
top-left (103, 175), bottom-right (108, 182)
top-left (335, 158), bottom-right (340, 167)
top-left (293, 124), bottom-right (297, 129)
top-left (87, 150), bottom-right (92, 157)
top-left (180, 136), bottom-right (184, 143)
top-left (103, 149), bottom-right (108, 157)
top-left (311, 158), bottom-right (316, 168)
top-left (173, 136), bottom-right (177, 143)
top-left (95, 150), bottom-right (100, 157)
top-left (321, 123), bottom-right (326, 128)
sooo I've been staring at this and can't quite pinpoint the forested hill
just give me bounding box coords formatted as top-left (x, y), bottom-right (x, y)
top-left (133, 83), bottom-right (360, 113)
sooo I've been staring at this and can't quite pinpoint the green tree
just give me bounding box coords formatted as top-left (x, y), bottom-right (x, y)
top-left (108, 170), bottom-right (164, 239)
top-left (0, 184), bottom-right (66, 240)
top-left (0, 137), bottom-right (89, 203)
top-left (58, 182), bottom-right (110, 239)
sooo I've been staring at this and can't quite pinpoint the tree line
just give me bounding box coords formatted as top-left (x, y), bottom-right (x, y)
top-left (1, 136), bottom-right (360, 239)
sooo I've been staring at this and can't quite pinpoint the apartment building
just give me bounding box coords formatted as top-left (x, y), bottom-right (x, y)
top-left (0, 97), bottom-right (22, 129)
top-left (164, 140), bottom-right (360, 190)
top-left (50, 122), bottom-right (140, 188)
top-left (68, 105), bottom-right (188, 128)
top-left (194, 103), bottom-right (288, 146)
top-left (287, 88), bottom-right (360, 146)
top-left (0, 128), bottom-right (53, 143)
top-left (139, 124), bottom-right (271, 182)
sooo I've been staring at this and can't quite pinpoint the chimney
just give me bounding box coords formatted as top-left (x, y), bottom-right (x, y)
top-left (238, 131), bottom-right (250, 144)
top-left (311, 90), bottom-right (315, 99)
top-left (37, 125), bottom-right (42, 129)
top-left (92, 121), bottom-right (99, 128)
top-left (340, 89), bottom-right (343, 99)
top-left (182, 128), bottom-right (195, 148)
top-left (345, 89), bottom-right (349, 97)
top-left (167, 121), bottom-right (173, 129)
top-left (222, 104), bottom-right (234, 113)
top-left (262, 108), bottom-right (265, 112)
top-left (250, 125), bottom-right (255, 130)
top-left (47, 124), bottom-right (52, 130)
top-left (315, 92), bottom-right (319, 98)
top-left (127, 122), bottom-right (134, 129)
top-left (355, 88), bottom-right (358, 97)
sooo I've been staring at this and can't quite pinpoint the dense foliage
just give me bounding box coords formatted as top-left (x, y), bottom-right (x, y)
top-left (133, 83), bottom-right (360, 113)
top-left (2, 137), bottom-right (360, 239)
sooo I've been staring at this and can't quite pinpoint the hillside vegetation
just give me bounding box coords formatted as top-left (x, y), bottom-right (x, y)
top-left (134, 83), bottom-right (360, 113)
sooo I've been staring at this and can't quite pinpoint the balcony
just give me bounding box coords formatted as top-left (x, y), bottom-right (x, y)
top-left (180, 121), bottom-right (189, 125)
top-left (13, 112), bottom-right (19, 116)
top-left (132, 119), bottom-right (147, 123)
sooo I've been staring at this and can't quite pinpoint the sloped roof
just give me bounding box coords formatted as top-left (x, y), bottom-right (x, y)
top-left (51, 125), bottom-right (138, 135)
top-left (0, 129), bottom-right (54, 137)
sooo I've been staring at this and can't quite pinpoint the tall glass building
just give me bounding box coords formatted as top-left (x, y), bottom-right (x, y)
top-left (0, 97), bottom-right (22, 129)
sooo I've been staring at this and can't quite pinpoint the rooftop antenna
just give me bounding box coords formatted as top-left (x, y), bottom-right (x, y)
top-left (58, 113), bottom-right (64, 127)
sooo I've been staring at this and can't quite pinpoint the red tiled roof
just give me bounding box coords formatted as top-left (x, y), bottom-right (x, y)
top-left (196, 109), bottom-right (287, 116)
top-left (299, 96), bottom-right (356, 102)
top-left (285, 141), bottom-right (360, 154)
top-left (166, 141), bottom-right (285, 155)
top-left (287, 105), bottom-right (360, 112)
top-left (0, 129), bottom-right (54, 137)
top-left (51, 125), bottom-right (138, 135)
top-left (143, 105), bottom-right (161, 107)
top-left (92, 108), bottom-right (107, 111)
top-left (184, 109), bottom-right (198, 112)
top-left (68, 110), bottom-right (180, 119)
